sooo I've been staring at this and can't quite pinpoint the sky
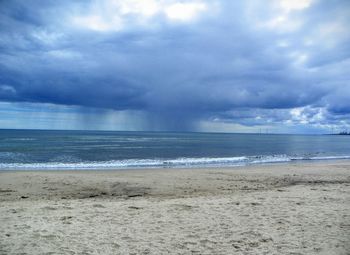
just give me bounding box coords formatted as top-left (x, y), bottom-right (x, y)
top-left (0, 0), bottom-right (349, 133)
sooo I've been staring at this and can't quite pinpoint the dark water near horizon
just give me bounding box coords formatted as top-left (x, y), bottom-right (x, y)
top-left (1, 129), bottom-right (350, 170)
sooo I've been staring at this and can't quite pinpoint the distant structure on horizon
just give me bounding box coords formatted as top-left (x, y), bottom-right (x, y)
top-left (337, 131), bottom-right (350, 135)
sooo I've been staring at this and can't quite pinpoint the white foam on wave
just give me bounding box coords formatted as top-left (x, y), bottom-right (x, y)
top-left (0, 159), bottom-right (161, 170)
top-left (251, 155), bottom-right (292, 164)
top-left (1, 155), bottom-right (350, 170)
top-left (0, 152), bottom-right (27, 160)
top-left (309, 155), bottom-right (350, 160)
top-left (164, 156), bottom-right (248, 166)
top-left (0, 156), bottom-right (248, 170)
top-left (251, 155), bottom-right (350, 164)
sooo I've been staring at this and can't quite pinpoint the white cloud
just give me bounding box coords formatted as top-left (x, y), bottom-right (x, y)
top-left (32, 30), bottom-right (64, 45)
top-left (71, 0), bottom-right (208, 32)
top-left (47, 50), bottom-right (81, 59)
top-left (277, 40), bottom-right (289, 48)
top-left (290, 107), bottom-right (309, 124)
top-left (256, 0), bottom-right (313, 33)
top-left (72, 15), bottom-right (123, 32)
top-left (288, 51), bottom-right (308, 65)
top-left (164, 2), bottom-right (207, 21)
top-left (278, 0), bottom-right (313, 12)
top-left (118, 0), bottom-right (159, 17)
top-left (261, 14), bottom-right (303, 32)
top-left (315, 22), bottom-right (349, 48)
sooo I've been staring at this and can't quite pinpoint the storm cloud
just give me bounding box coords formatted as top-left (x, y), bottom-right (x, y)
top-left (0, 0), bottom-right (349, 132)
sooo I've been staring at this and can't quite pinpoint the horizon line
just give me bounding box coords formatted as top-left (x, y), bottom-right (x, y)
top-left (0, 127), bottom-right (332, 136)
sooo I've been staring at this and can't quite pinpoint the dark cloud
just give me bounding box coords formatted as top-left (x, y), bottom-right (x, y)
top-left (0, 0), bottom-right (349, 131)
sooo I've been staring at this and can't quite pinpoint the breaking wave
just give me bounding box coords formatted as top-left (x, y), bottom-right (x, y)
top-left (1, 155), bottom-right (350, 170)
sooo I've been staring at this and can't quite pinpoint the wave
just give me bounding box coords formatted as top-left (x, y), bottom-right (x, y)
top-left (1, 154), bottom-right (350, 170)
top-left (308, 155), bottom-right (350, 160)
top-left (0, 157), bottom-right (248, 170)
top-left (4, 138), bottom-right (36, 141)
top-left (164, 156), bottom-right (248, 166)
top-left (251, 155), bottom-right (292, 164)
top-left (0, 152), bottom-right (29, 162)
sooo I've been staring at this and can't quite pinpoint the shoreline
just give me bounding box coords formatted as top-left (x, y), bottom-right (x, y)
top-left (1, 161), bottom-right (350, 254)
top-left (1, 157), bottom-right (350, 172)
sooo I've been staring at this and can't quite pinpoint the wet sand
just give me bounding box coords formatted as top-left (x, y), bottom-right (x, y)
top-left (1, 161), bottom-right (350, 254)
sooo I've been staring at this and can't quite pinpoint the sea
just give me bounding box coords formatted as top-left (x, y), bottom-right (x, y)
top-left (1, 129), bottom-right (350, 170)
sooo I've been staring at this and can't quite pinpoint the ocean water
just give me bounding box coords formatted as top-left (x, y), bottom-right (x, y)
top-left (1, 129), bottom-right (350, 170)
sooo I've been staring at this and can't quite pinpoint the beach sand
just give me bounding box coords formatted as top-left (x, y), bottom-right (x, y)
top-left (0, 161), bottom-right (350, 255)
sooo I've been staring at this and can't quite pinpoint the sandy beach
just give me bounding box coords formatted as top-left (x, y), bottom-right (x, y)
top-left (1, 161), bottom-right (350, 255)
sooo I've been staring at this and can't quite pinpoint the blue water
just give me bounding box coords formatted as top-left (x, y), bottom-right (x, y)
top-left (1, 129), bottom-right (350, 169)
